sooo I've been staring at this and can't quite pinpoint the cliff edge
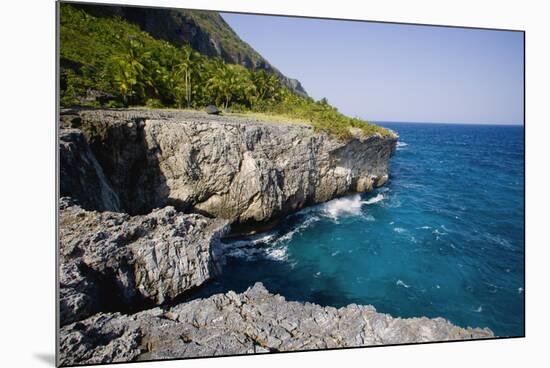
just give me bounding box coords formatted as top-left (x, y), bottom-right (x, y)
top-left (60, 108), bottom-right (397, 229)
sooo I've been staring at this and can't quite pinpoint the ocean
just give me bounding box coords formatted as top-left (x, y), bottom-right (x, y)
top-left (187, 122), bottom-right (525, 337)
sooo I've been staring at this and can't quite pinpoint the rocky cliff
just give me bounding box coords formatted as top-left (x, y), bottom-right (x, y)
top-left (59, 197), bottom-right (229, 325)
top-left (60, 108), bottom-right (396, 230)
top-left (58, 282), bottom-right (493, 365)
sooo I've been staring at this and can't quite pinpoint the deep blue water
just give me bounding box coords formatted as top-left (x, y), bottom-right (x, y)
top-left (189, 123), bottom-right (525, 337)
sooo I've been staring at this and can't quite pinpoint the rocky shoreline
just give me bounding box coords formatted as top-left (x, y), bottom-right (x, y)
top-left (59, 282), bottom-right (493, 366)
top-left (58, 109), bottom-right (493, 365)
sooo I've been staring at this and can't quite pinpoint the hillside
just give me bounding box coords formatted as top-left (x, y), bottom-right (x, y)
top-left (71, 2), bottom-right (308, 96)
top-left (59, 3), bottom-right (390, 140)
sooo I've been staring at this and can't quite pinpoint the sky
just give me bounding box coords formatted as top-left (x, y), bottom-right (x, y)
top-left (221, 13), bottom-right (524, 125)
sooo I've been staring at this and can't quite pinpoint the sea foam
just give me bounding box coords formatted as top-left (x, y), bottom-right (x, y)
top-left (396, 141), bottom-right (409, 150)
top-left (363, 193), bottom-right (384, 205)
top-left (396, 280), bottom-right (411, 288)
top-left (220, 214), bottom-right (320, 262)
top-left (322, 195), bottom-right (364, 219)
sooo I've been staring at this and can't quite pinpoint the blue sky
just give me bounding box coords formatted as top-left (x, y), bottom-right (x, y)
top-left (221, 13), bottom-right (524, 125)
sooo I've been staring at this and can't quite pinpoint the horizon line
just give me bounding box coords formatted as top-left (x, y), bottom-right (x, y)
top-left (372, 120), bottom-right (524, 126)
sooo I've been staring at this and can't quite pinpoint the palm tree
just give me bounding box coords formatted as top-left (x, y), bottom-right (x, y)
top-left (102, 39), bottom-right (148, 105)
top-left (172, 47), bottom-right (195, 108)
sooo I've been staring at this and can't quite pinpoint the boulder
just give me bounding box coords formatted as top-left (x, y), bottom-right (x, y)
top-left (205, 105), bottom-right (220, 115)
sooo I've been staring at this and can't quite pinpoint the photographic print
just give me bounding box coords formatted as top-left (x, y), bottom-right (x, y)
top-left (57, 1), bottom-right (525, 366)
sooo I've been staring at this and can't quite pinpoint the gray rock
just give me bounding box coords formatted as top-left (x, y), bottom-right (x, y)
top-left (205, 105), bottom-right (220, 115)
top-left (59, 129), bottom-right (121, 212)
top-left (60, 109), bottom-right (397, 227)
top-left (59, 198), bottom-right (229, 325)
top-left (59, 313), bottom-right (142, 365)
top-left (59, 260), bottom-right (100, 325)
top-left (59, 282), bottom-right (493, 365)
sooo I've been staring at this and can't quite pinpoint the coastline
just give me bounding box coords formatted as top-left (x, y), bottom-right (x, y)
top-left (58, 108), bottom-right (495, 365)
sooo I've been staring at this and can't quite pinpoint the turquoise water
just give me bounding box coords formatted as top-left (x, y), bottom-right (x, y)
top-left (190, 122), bottom-right (525, 337)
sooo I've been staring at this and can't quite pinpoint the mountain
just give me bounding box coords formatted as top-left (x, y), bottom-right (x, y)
top-left (71, 3), bottom-right (308, 97)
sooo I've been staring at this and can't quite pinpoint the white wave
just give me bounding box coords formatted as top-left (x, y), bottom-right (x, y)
top-left (396, 141), bottom-right (409, 150)
top-left (265, 247), bottom-right (287, 261)
top-left (518, 287), bottom-right (524, 294)
top-left (225, 232), bottom-right (277, 249)
top-left (394, 227), bottom-right (407, 234)
top-left (220, 213), bottom-right (321, 262)
top-left (274, 215), bottom-right (320, 245)
top-left (474, 306), bottom-right (483, 313)
top-left (363, 193), bottom-right (384, 205)
top-left (331, 250), bottom-right (341, 257)
top-left (322, 194), bottom-right (363, 219)
top-left (222, 241), bottom-right (288, 262)
top-left (396, 280), bottom-right (410, 288)
top-left (417, 226), bottom-right (432, 230)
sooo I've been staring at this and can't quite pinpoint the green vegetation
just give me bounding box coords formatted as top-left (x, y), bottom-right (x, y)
top-left (60, 4), bottom-right (391, 140)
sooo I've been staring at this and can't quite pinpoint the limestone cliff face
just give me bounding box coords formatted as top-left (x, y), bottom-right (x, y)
top-left (59, 197), bottom-right (229, 326)
top-left (59, 129), bottom-right (121, 212)
top-left (60, 109), bottom-right (397, 229)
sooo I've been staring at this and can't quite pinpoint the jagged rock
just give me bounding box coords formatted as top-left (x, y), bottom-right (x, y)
top-left (59, 129), bottom-right (121, 212)
top-left (59, 198), bottom-right (229, 325)
top-left (59, 282), bottom-right (493, 365)
top-left (61, 109), bottom-right (397, 228)
top-left (59, 313), bottom-right (142, 365)
top-left (59, 259), bottom-right (105, 326)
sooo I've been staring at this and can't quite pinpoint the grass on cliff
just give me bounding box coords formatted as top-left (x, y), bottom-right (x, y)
top-left (59, 3), bottom-right (391, 140)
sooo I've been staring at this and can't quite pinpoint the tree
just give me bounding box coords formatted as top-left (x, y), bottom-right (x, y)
top-left (251, 70), bottom-right (280, 102)
top-left (172, 48), bottom-right (194, 108)
top-left (101, 39), bottom-right (148, 105)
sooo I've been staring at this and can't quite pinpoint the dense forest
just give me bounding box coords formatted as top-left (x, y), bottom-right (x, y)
top-left (60, 4), bottom-right (389, 139)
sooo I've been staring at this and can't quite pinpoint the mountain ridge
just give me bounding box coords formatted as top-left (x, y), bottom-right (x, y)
top-left (70, 2), bottom-right (308, 97)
